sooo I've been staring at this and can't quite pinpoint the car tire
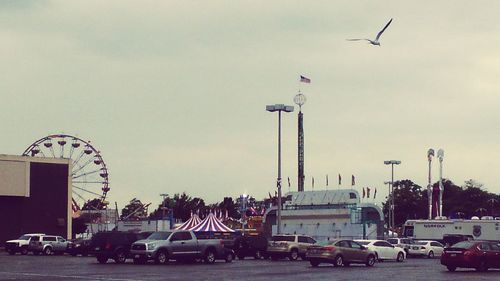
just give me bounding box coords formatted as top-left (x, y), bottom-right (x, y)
top-left (114, 250), bottom-right (127, 264)
top-left (97, 256), bottom-right (108, 264)
top-left (333, 255), bottom-right (343, 267)
top-left (237, 254), bottom-right (245, 260)
top-left (366, 254), bottom-right (376, 267)
top-left (20, 247), bottom-right (29, 255)
top-left (225, 252), bottom-right (233, 263)
top-left (254, 250), bottom-right (263, 260)
top-left (204, 249), bottom-right (216, 264)
top-left (7, 250), bottom-right (15, 255)
top-left (43, 247), bottom-right (53, 256)
top-left (71, 253), bottom-right (77, 257)
top-left (447, 266), bottom-right (457, 272)
top-left (427, 251), bottom-right (434, 259)
top-left (155, 250), bottom-right (168, 265)
top-left (310, 259), bottom-right (320, 267)
top-left (396, 252), bottom-right (404, 262)
top-left (289, 249), bottom-right (299, 261)
top-left (476, 260), bottom-right (488, 272)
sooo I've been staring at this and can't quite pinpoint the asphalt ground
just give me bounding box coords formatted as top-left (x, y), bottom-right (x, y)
top-left (0, 252), bottom-right (498, 281)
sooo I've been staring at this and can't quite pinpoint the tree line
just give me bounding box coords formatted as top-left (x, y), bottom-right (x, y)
top-left (383, 179), bottom-right (500, 227)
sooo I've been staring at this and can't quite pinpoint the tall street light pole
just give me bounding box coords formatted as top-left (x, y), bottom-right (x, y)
top-left (384, 160), bottom-right (401, 230)
top-left (437, 149), bottom-right (444, 218)
top-left (266, 104), bottom-right (294, 234)
top-left (427, 149), bottom-right (435, 220)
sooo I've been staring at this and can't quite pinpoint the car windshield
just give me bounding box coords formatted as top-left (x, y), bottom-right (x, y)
top-left (147, 232), bottom-right (172, 240)
top-left (414, 241), bottom-right (428, 245)
top-left (451, 241), bottom-right (475, 249)
top-left (272, 236), bottom-right (295, 242)
top-left (18, 235), bottom-right (31, 240)
top-left (315, 241), bottom-right (334, 246)
top-left (356, 241), bottom-right (370, 245)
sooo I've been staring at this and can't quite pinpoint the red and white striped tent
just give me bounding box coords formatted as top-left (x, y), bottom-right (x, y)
top-left (189, 212), bottom-right (235, 232)
top-left (174, 213), bottom-right (202, 230)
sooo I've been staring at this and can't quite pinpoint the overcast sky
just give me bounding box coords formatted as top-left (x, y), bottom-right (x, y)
top-left (1, 1), bottom-right (499, 210)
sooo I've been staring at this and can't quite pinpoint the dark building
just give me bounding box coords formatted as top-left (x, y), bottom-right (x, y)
top-left (0, 155), bottom-right (71, 243)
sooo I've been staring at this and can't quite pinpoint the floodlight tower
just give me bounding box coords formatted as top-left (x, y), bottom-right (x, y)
top-left (427, 149), bottom-right (435, 219)
top-left (266, 103), bottom-right (294, 234)
top-left (384, 160), bottom-right (401, 229)
top-left (294, 92), bottom-right (306, 192)
top-left (437, 149), bottom-right (444, 217)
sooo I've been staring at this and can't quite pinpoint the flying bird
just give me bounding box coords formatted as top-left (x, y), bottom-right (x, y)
top-left (347, 18), bottom-right (393, 46)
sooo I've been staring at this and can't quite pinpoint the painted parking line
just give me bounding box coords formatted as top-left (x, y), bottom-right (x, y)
top-left (0, 272), bottom-right (144, 281)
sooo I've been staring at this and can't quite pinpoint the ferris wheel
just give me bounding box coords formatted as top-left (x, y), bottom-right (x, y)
top-left (22, 134), bottom-right (110, 212)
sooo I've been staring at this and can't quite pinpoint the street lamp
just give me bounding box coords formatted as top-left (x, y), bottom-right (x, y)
top-left (240, 194), bottom-right (249, 235)
top-left (437, 149), bottom-right (444, 218)
top-left (266, 104), bottom-right (294, 234)
top-left (384, 160), bottom-right (401, 230)
top-left (427, 149), bottom-right (435, 219)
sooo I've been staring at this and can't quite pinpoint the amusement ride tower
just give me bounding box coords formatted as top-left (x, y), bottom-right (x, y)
top-left (294, 92), bottom-right (306, 192)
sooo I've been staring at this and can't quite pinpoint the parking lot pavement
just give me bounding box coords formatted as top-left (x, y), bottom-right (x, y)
top-left (0, 253), bottom-right (498, 281)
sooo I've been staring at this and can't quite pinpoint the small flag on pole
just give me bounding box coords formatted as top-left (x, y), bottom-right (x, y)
top-left (367, 187), bottom-right (371, 198)
top-left (326, 174), bottom-right (329, 186)
top-left (300, 75), bottom-right (311, 83)
top-left (351, 175), bottom-right (355, 186)
top-left (287, 177), bottom-right (291, 187)
top-left (374, 188), bottom-right (377, 199)
top-left (338, 174), bottom-right (342, 185)
top-left (362, 188), bottom-right (366, 198)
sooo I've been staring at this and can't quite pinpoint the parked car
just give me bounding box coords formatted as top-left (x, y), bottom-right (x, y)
top-left (130, 230), bottom-right (233, 264)
top-left (441, 240), bottom-right (500, 272)
top-left (306, 239), bottom-right (377, 267)
top-left (386, 238), bottom-right (414, 254)
top-left (267, 234), bottom-right (316, 261)
top-left (28, 235), bottom-right (70, 255)
top-left (67, 238), bottom-right (92, 257)
top-left (89, 231), bottom-right (152, 264)
top-left (4, 234), bottom-right (45, 255)
top-left (442, 234), bottom-right (473, 248)
top-left (233, 234), bottom-right (268, 260)
top-left (407, 240), bottom-right (444, 258)
top-left (354, 240), bottom-right (405, 262)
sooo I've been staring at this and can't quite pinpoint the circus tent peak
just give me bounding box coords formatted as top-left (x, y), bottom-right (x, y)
top-left (189, 212), bottom-right (235, 232)
top-left (174, 213), bottom-right (202, 230)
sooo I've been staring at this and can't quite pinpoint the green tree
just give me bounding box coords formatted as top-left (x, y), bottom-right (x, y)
top-left (121, 198), bottom-right (148, 220)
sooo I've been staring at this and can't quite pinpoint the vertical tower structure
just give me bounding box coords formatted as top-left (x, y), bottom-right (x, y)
top-left (294, 93), bottom-right (306, 192)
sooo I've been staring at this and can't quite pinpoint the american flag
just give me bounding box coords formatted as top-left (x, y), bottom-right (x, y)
top-left (300, 75), bottom-right (311, 83)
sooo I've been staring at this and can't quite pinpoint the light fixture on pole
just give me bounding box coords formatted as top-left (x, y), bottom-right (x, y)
top-left (437, 149), bottom-right (444, 218)
top-left (427, 149), bottom-right (435, 220)
top-left (266, 104), bottom-right (294, 234)
top-left (240, 194), bottom-right (249, 235)
top-left (384, 160), bottom-right (401, 230)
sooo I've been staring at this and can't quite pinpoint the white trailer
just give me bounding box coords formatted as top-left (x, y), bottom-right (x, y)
top-left (403, 219), bottom-right (500, 242)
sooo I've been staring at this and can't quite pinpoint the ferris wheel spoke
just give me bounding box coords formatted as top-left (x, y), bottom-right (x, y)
top-left (73, 185), bottom-right (103, 197)
top-left (39, 149), bottom-right (46, 157)
top-left (73, 190), bottom-right (87, 203)
top-left (72, 150), bottom-right (87, 169)
top-left (73, 169), bottom-right (101, 179)
top-left (72, 157), bottom-right (95, 176)
top-left (73, 180), bottom-right (105, 184)
top-left (48, 146), bottom-right (56, 158)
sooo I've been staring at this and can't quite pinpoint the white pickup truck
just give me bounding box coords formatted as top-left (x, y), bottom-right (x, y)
top-left (5, 233), bottom-right (45, 255)
top-left (130, 230), bottom-right (234, 264)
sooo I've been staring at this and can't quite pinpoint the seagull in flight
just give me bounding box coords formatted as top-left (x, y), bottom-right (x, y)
top-left (347, 18), bottom-right (393, 46)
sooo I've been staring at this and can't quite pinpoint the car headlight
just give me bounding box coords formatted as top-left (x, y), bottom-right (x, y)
top-left (147, 243), bottom-right (156, 250)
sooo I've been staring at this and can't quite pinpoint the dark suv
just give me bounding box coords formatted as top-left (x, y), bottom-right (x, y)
top-left (234, 234), bottom-right (269, 260)
top-left (89, 231), bottom-right (152, 264)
